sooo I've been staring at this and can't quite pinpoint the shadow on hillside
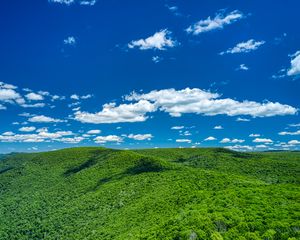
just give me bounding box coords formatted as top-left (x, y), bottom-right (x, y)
top-left (0, 166), bottom-right (13, 175)
top-left (64, 150), bottom-right (113, 176)
top-left (89, 157), bottom-right (168, 192)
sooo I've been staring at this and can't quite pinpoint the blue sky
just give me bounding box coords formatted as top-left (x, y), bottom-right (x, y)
top-left (0, 0), bottom-right (299, 153)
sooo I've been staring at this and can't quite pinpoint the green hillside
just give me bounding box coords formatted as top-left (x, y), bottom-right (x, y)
top-left (0, 147), bottom-right (299, 240)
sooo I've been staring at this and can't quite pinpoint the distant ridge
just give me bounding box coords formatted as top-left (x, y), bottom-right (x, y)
top-left (0, 147), bottom-right (299, 239)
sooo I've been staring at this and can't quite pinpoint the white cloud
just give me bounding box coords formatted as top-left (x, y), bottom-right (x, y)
top-left (152, 56), bottom-right (163, 63)
top-left (58, 136), bottom-right (84, 144)
top-left (165, 5), bottom-right (181, 16)
top-left (289, 123), bottom-right (300, 127)
top-left (253, 138), bottom-right (273, 143)
top-left (220, 39), bottom-right (265, 55)
top-left (49, 0), bottom-right (75, 5)
top-left (176, 139), bottom-right (192, 143)
top-left (231, 139), bottom-right (245, 143)
top-left (74, 87), bottom-right (297, 125)
top-left (236, 117), bottom-right (250, 122)
top-left (28, 115), bottom-right (64, 123)
top-left (0, 104), bottom-right (6, 110)
top-left (0, 81), bottom-right (65, 110)
top-left (171, 126), bottom-right (185, 130)
top-left (204, 136), bottom-right (216, 141)
top-left (49, 0), bottom-right (96, 6)
top-left (126, 88), bottom-right (297, 118)
top-left (63, 36), bottom-right (76, 46)
top-left (255, 144), bottom-right (267, 148)
top-left (70, 94), bottom-right (80, 100)
top-left (225, 145), bottom-right (253, 151)
top-left (21, 103), bottom-right (46, 108)
top-left (128, 29), bottom-right (177, 50)
top-left (220, 138), bottom-right (244, 143)
top-left (79, 0), bottom-right (96, 6)
top-left (81, 94), bottom-right (92, 99)
top-left (237, 64), bottom-right (249, 71)
top-left (74, 100), bottom-right (156, 124)
top-left (52, 95), bottom-right (65, 101)
top-left (86, 129), bottom-right (101, 135)
top-left (220, 138), bottom-right (231, 143)
top-left (25, 92), bottom-right (44, 101)
top-left (19, 126), bottom-right (36, 132)
top-left (70, 94), bottom-right (92, 100)
top-left (0, 88), bottom-right (22, 102)
top-left (94, 135), bottom-right (123, 144)
top-left (127, 134), bottom-right (153, 141)
top-left (278, 130), bottom-right (300, 136)
top-left (249, 133), bottom-right (260, 137)
top-left (0, 130), bottom-right (77, 143)
top-left (287, 51), bottom-right (300, 76)
top-left (288, 140), bottom-right (300, 145)
top-left (186, 10), bottom-right (244, 35)
top-left (2, 131), bottom-right (14, 136)
top-left (180, 130), bottom-right (191, 136)
top-left (0, 82), bottom-right (17, 89)
top-left (214, 125), bottom-right (223, 129)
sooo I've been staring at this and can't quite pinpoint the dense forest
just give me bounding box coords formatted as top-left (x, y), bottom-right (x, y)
top-left (0, 147), bottom-right (299, 239)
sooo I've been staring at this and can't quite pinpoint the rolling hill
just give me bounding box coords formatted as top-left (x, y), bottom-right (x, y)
top-left (0, 147), bottom-right (299, 240)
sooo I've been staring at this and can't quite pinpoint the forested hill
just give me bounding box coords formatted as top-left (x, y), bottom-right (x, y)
top-left (0, 147), bottom-right (299, 239)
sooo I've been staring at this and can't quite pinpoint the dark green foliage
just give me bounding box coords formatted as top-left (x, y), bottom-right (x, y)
top-left (0, 147), bottom-right (299, 239)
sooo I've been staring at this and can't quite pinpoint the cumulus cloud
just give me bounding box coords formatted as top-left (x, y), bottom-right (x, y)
top-left (49, 0), bottom-right (75, 5)
top-left (220, 138), bottom-right (244, 143)
top-left (186, 10), bottom-right (244, 35)
top-left (70, 94), bottom-right (92, 100)
top-left (237, 64), bottom-right (249, 71)
top-left (79, 0), bottom-right (96, 5)
top-left (236, 117), bottom-right (250, 122)
top-left (74, 88), bottom-right (297, 124)
top-left (0, 82), bottom-right (17, 89)
top-left (63, 36), bottom-right (76, 46)
top-left (180, 130), bottom-right (191, 136)
top-left (49, 0), bottom-right (97, 6)
top-left (25, 92), bottom-right (44, 101)
top-left (289, 123), bottom-right (300, 127)
top-left (171, 126), bottom-right (185, 130)
top-left (204, 136), bottom-right (216, 141)
top-left (0, 81), bottom-right (64, 109)
top-left (28, 115), bottom-right (64, 123)
top-left (128, 29), bottom-right (177, 50)
top-left (278, 130), bottom-right (300, 136)
top-left (0, 104), bottom-right (6, 110)
top-left (2, 131), bottom-right (15, 136)
top-left (165, 5), bottom-right (181, 17)
top-left (86, 129), bottom-right (101, 135)
top-left (288, 140), bottom-right (300, 145)
top-left (249, 133), bottom-right (260, 137)
top-left (255, 144), bottom-right (267, 149)
top-left (176, 139), bottom-right (192, 143)
top-left (287, 51), bottom-right (300, 76)
top-left (94, 135), bottom-right (123, 144)
top-left (220, 39), bottom-right (265, 55)
top-left (0, 88), bottom-right (22, 103)
top-left (225, 145), bottom-right (253, 151)
top-left (252, 138), bottom-right (273, 143)
top-left (74, 100), bottom-right (156, 124)
top-left (19, 126), bottom-right (36, 132)
top-left (126, 88), bottom-right (297, 118)
top-left (214, 125), bottom-right (223, 129)
top-left (152, 56), bottom-right (163, 63)
top-left (127, 134), bottom-right (153, 141)
top-left (0, 129), bottom-right (78, 143)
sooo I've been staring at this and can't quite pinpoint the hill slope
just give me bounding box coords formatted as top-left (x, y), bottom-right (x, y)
top-left (0, 147), bottom-right (299, 240)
